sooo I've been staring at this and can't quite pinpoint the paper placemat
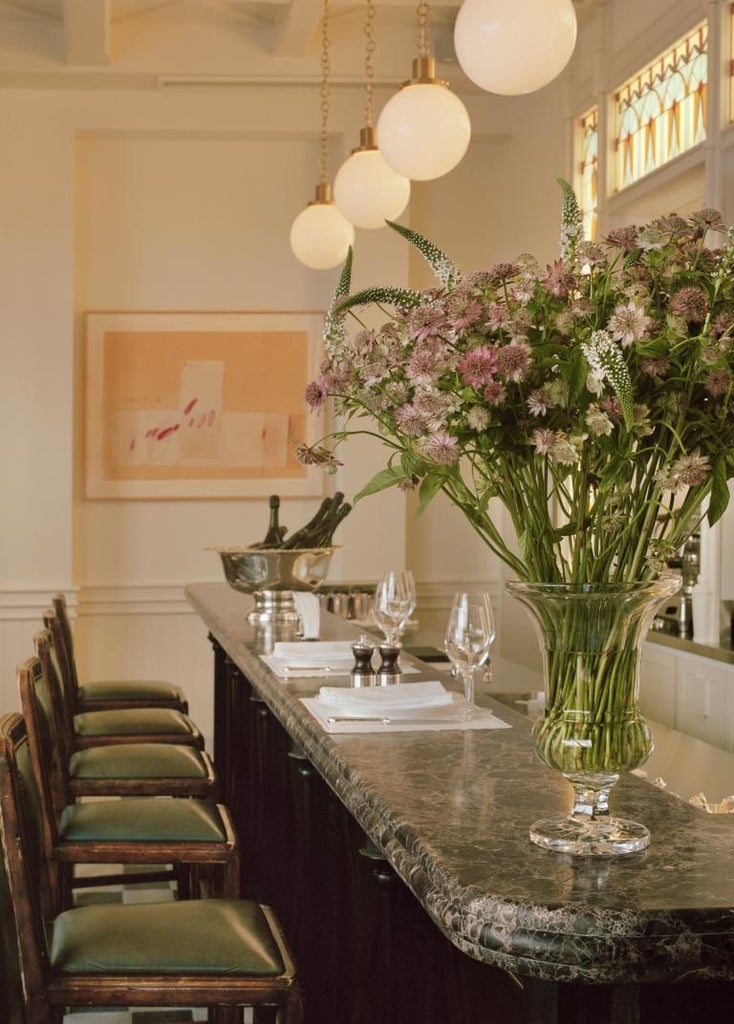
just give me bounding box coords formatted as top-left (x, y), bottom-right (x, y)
top-left (301, 695), bottom-right (511, 733)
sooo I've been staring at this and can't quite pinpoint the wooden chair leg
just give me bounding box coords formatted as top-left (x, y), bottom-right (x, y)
top-left (175, 862), bottom-right (192, 899)
top-left (211, 1007), bottom-right (242, 1024)
top-left (253, 1007), bottom-right (278, 1023)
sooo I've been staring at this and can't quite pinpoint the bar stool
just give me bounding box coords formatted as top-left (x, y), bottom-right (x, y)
top-left (0, 712), bottom-right (303, 1024)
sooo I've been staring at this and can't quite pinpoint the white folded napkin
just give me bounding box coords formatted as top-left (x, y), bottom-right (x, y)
top-left (317, 679), bottom-right (453, 714)
top-left (293, 592), bottom-right (321, 639)
top-left (273, 640), bottom-right (354, 666)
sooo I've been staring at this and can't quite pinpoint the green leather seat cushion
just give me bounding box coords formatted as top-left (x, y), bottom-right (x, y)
top-left (69, 743), bottom-right (210, 780)
top-left (78, 680), bottom-right (186, 705)
top-left (58, 796), bottom-right (227, 842)
top-left (73, 708), bottom-right (196, 738)
top-left (51, 899), bottom-right (285, 976)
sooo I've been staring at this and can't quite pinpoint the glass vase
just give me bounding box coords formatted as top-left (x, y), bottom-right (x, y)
top-left (505, 576), bottom-right (680, 856)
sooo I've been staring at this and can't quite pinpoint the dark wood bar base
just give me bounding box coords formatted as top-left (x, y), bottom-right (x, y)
top-left (209, 634), bottom-right (734, 1024)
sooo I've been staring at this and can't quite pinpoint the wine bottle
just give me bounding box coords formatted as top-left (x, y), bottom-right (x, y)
top-left (258, 495), bottom-right (286, 549)
top-left (281, 493), bottom-right (351, 549)
top-left (281, 496), bottom-right (333, 549)
top-left (314, 500), bottom-right (352, 547)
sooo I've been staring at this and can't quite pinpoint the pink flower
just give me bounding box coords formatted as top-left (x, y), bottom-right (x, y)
top-left (604, 225), bottom-right (639, 251)
top-left (486, 303), bottom-right (511, 330)
top-left (486, 262), bottom-right (518, 284)
top-left (406, 341), bottom-right (448, 386)
top-left (542, 259), bottom-right (576, 298)
top-left (445, 294), bottom-right (483, 332)
top-left (675, 451), bottom-right (710, 486)
top-left (527, 389), bottom-right (549, 416)
top-left (394, 403), bottom-right (426, 437)
top-left (304, 380), bottom-right (328, 411)
top-left (601, 396), bottom-right (623, 424)
top-left (532, 428), bottom-right (556, 455)
top-left (640, 357), bottom-right (671, 378)
top-left (407, 305), bottom-right (450, 344)
top-left (495, 341), bottom-right (532, 382)
top-left (670, 286), bottom-right (708, 324)
top-left (607, 301), bottom-right (652, 347)
top-left (422, 432), bottom-right (461, 465)
top-left (458, 346), bottom-right (497, 388)
top-left (704, 368), bottom-right (731, 396)
top-left (483, 380), bottom-right (507, 405)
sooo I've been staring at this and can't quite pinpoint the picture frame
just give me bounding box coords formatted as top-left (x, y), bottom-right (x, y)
top-left (85, 310), bottom-right (327, 499)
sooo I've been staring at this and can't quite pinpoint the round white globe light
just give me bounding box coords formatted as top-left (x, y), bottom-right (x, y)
top-left (334, 148), bottom-right (411, 229)
top-left (377, 82), bottom-right (471, 181)
top-left (454, 0), bottom-right (578, 96)
top-left (290, 199), bottom-right (355, 270)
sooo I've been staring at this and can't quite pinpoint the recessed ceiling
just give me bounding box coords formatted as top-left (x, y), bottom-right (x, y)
top-left (0, 0), bottom-right (599, 85)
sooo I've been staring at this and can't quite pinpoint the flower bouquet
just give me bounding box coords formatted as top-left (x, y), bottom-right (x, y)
top-left (298, 181), bottom-right (734, 853)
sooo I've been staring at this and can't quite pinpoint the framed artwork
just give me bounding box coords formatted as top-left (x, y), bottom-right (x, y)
top-left (85, 310), bottom-right (327, 499)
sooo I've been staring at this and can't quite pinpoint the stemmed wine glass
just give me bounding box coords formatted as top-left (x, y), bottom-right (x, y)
top-left (373, 570), bottom-right (417, 646)
top-left (444, 592), bottom-right (495, 719)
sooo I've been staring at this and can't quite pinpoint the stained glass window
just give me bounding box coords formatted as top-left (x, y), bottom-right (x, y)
top-left (614, 22), bottom-right (707, 191)
top-left (578, 106), bottom-right (598, 240)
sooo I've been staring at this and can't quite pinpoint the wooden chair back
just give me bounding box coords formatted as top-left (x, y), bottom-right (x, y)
top-left (0, 712), bottom-right (59, 1000)
top-left (50, 593), bottom-right (80, 693)
top-left (44, 601), bottom-right (80, 722)
top-left (17, 646), bottom-right (73, 823)
top-left (0, 779), bottom-right (24, 1024)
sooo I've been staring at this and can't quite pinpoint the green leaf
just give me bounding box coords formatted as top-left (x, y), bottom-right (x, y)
top-left (385, 220), bottom-right (461, 288)
top-left (416, 471), bottom-right (446, 515)
top-left (707, 458), bottom-right (730, 526)
top-left (354, 466), bottom-right (405, 503)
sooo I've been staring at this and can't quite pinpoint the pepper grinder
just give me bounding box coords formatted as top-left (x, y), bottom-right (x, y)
top-left (376, 642), bottom-right (401, 685)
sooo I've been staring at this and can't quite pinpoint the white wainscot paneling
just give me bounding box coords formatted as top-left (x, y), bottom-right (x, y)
top-left (0, 589), bottom-right (59, 716)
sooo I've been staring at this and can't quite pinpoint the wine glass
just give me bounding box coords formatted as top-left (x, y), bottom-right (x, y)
top-left (444, 592), bottom-right (495, 719)
top-left (373, 570), bottom-right (417, 645)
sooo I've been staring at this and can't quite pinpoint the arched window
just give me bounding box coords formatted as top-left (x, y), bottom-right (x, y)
top-left (613, 22), bottom-right (707, 191)
top-left (578, 106), bottom-right (598, 240)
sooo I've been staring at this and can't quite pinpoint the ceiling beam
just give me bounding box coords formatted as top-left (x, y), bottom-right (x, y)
top-left (62, 0), bottom-right (111, 66)
top-left (269, 0), bottom-right (322, 57)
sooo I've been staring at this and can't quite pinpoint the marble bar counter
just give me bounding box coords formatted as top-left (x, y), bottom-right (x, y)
top-left (187, 582), bottom-right (734, 1022)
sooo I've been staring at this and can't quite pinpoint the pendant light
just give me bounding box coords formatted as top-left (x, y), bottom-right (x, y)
top-left (454, 0), bottom-right (578, 96)
top-left (290, 0), bottom-right (355, 270)
top-left (376, 1), bottom-right (471, 181)
top-left (334, 0), bottom-right (410, 229)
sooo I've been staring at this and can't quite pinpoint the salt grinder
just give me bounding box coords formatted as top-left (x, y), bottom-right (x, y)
top-left (351, 636), bottom-right (376, 687)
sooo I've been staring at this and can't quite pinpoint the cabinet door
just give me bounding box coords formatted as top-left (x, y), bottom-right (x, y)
top-left (640, 645), bottom-right (678, 727)
top-left (676, 659), bottom-right (733, 750)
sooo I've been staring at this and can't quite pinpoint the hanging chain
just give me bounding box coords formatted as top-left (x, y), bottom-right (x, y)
top-left (363, 0), bottom-right (376, 129)
top-left (416, 0), bottom-right (431, 59)
top-left (318, 0), bottom-right (331, 186)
